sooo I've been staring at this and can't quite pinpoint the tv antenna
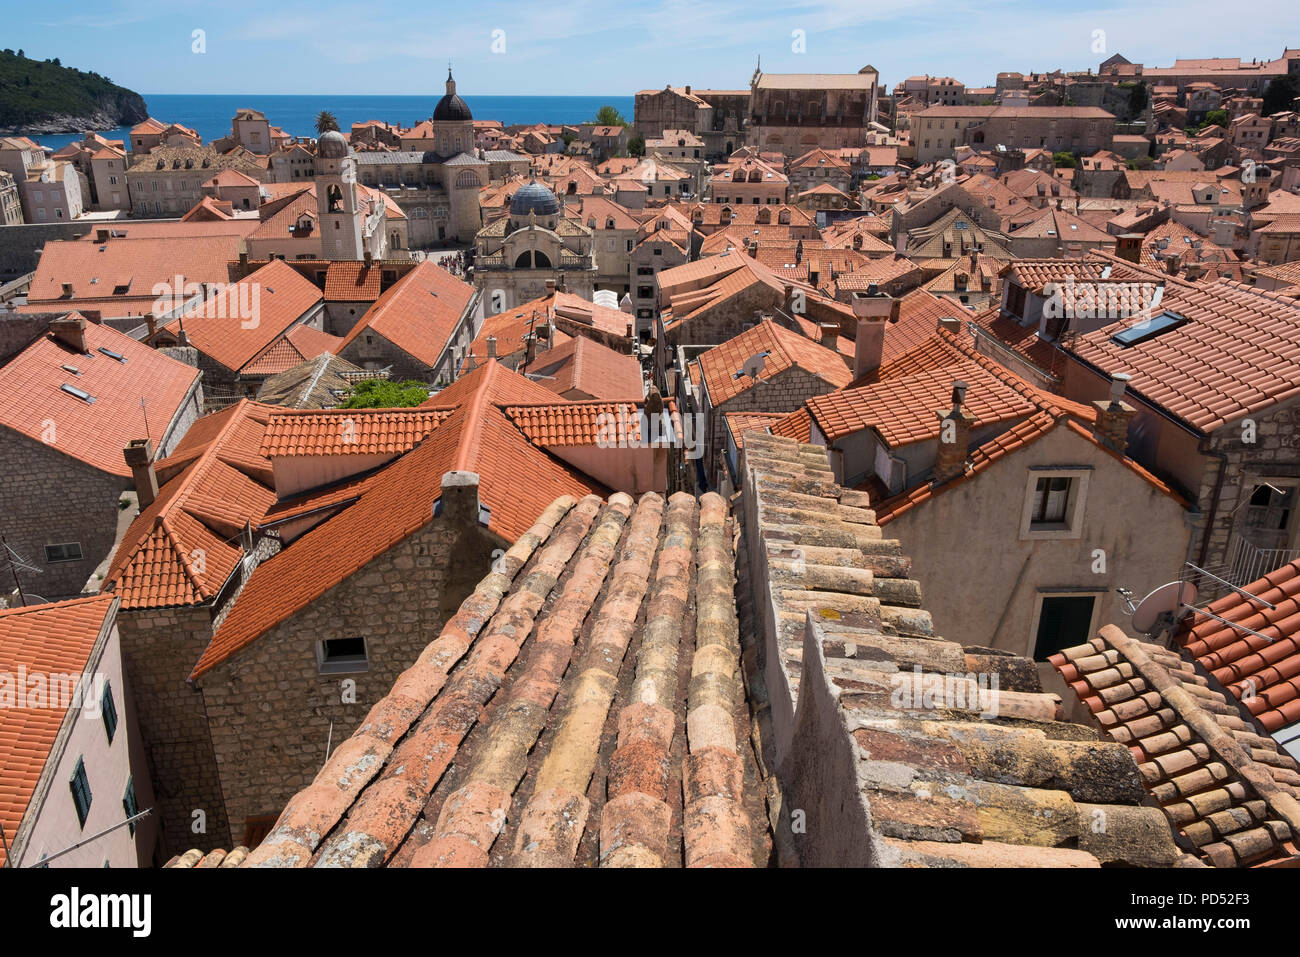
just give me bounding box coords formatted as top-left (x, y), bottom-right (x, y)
top-left (1119, 561), bottom-right (1281, 647)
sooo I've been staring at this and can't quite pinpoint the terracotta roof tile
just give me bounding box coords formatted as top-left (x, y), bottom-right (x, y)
top-left (0, 594), bottom-right (118, 867)
top-left (323, 262), bottom-right (383, 301)
top-left (0, 319), bottom-right (200, 477)
top-left (527, 335), bottom-right (644, 401)
top-left (259, 408), bottom-right (450, 457)
top-left (197, 363), bottom-right (606, 678)
top-left (1052, 626), bottom-right (1300, 866)
top-left (1067, 280), bottom-right (1300, 433)
top-left (697, 319), bottom-right (852, 406)
top-left (338, 260), bottom-right (474, 369)
top-left (106, 401), bottom-right (276, 609)
top-left (1179, 560), bottom-right (1300, 736)
top-left (239, 489), bottom-right (770, 868)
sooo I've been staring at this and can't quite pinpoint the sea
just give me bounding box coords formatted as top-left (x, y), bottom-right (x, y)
top-left (25, 93), bottom-right (637, 151)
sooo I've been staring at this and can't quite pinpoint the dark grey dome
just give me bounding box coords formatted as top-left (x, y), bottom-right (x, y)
top-left (510, 180), bottom-right (560, 217)
top-left (317, 130), bottom-right (349, 159)
top-left (434, 69), bottom-right (473, 122)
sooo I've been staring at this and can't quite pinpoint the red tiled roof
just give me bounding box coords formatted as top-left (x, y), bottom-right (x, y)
top-left (0, 594), bottom-right (118, 867)
top-left (0, 319), bottom-right (200, 477)
top-left (527, 336), bottom-right (643, 401)
top-left (323, 262), bottom-right (383, 301)
top-left (808, 357), bottom-right (1036, 446)
top-left (696, 319), bottom-right (851, 406)
top-left (259, 408), bottom-right (450, 456)
top-left (237, 490), bottom-right (768, 868)
top-left (338, 260), bottom-right (473, 368)
top-left (196, 363), bottom-right (606, 678)
top-left (105, 401), bottom-right (277, 609)
top-left (1067, 280), bottom-right (1300, 433)
top-left (1180, 560), bottom-right (1300, 735)
top-left (1052, 626), bottom-right (1300, 867)
top-left (501, 399), bottom-right (679, 448)
top-left (164, 259), bottom-right (323, 375)
top-left (24, 236), bottom-right (242, 316)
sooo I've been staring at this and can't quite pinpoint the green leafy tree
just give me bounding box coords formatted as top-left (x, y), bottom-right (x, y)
top-left (1126, 81), bottom-right (1148, 117)
top-left (627, 135), bottom-right (645, 157)
top-left (1203, 109), bottom-right (1229, 129)
top-left (315, 110), bottom-right (340, 134)
top-left (1052, 151), bottom-right (1077, 169)
top-left (591, 105), bottom-right (630, 128)
top-left (339, 379), bottom-right (431, 409)
top-left (1263, 75), bottom-right (1300, 117)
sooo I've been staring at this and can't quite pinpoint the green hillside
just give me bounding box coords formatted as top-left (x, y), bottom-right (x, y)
top-left (0, 49), bottom-right (147, 130)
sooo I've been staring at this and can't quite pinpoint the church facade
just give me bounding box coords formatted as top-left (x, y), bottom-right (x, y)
top-left (748, 64), bottom-right (881, 157)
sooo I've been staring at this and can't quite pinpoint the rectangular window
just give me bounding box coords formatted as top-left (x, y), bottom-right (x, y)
top-left (70, 758), bottom-right (92, 828)
top-left (317, 636), bottom-right (368, 674)
top-left (101, 681), bottom-right (118, 744)
top-left (1032, 594), bottom-right (1098, 660)
top-left (45, 542), bottom-right (84, 563)
top-left (122, 777), bottom-right (138, 835)
top-left (1031, 476), bottom-right (1071, 524)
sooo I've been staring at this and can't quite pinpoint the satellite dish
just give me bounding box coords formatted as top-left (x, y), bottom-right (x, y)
top-left (1130, 581), bottom-right (1198, 634)
top-left (734, 351), bottom-right (769, 380)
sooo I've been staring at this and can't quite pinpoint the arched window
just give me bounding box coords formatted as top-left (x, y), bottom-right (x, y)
top-left (533, 250), bottom-right (552, 268)
top-left (455, 170), bottom-right (479, 188)
top-left (514, 251), bottom-right (533, 267)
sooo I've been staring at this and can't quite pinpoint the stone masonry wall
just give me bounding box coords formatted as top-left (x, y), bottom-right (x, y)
top-left (115, 605), bottom-right (232, 856)
top-left (1194, 400), bottom-right (1300, 571)
top-left (196, 516), bottom-right (503, 839)
top-left (707, 367), bottom-right (839, 482)
top-left (0, 429), bottom-right (126, 600)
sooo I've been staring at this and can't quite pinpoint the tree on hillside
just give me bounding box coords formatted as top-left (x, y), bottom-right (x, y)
top-left (1203, 109), bottom-right (1229, 129)
top-left (628, 135), bottom-right (645, 157)
top-left (315, 110), bottom-right (340, 134)
top-left (591, 105), bottom-right (630, 128)
top-left (1052, 151), bottom-right (1076, 169)
top-left (1263, 76), bottom-right (1299, 117)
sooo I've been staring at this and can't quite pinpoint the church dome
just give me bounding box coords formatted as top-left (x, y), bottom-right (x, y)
top-left (317, 130), bottom-right (349, 159)
top-left (434, 69), bottom-right (473, 122)
top-left (510, 180), bottom-right (560, 217)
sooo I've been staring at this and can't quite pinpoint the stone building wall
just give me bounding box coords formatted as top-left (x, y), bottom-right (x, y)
top-left (0, 429), bottom-right (127, 599)
top-left (706, 367), bottom-right (840, 482)
top-left (115, 605), bottom-right (232, 856)
top-left (196, 514), bottom-right (504, 839)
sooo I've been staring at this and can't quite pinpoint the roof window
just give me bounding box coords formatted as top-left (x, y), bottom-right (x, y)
top-left (1111, 309), bottom-right (1187, 347)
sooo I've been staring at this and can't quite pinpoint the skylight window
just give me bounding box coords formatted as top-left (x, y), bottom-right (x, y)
top-left (61, 364), bottom-right (81, 376)
top-left (61, 383), bottom-right (95, 403)
top-left (98, 347), bottom-right (127, 363)
top-left (1111, 309), bottom-right (1187, 347)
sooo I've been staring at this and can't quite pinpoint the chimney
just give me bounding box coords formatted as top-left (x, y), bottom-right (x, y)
top-left (545, 278), bottom-right (556, 295)
top-left (809, 262), bottom-right (820, 287)
top-left (937, 316), bottom-right (962, 335)
top-left (850, 286), bottom-right (898, 379)
top-left (932, 381), bottom-right (973, 485)
top-left (364, 248), bottom-right (374, 267)
top-left (145, 313), bottom-right (158, 338)
top-left (645, 384), bottom-right (664, 415)
top-left (49, 316), bottom-right (87, 352)
top-left (238, 250), bottom-right (249, 271)
top-left (818, 322), bottom-right (839, 351)
top-left (123, 439), bottom-right (158, 509)
top-left (439, 471), bottom-right (482, 526)
top-left (61, 282), bottom-right (74, 298)
top-left (486, 335), bottom-right (497, 360)
top-left (1093, 373), bottom-right (1136, 453)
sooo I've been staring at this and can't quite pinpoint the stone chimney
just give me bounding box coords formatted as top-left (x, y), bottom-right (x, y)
top-left (49, 316), bottom-right (88, 353)
top-left (850, 285), bottom-right (898, 379)
top-left (545, 278), bottom-right (556, 295)
top-left (364, 248), bottom-right (374, 267)
top-left (819, 323), bottom-right (839, 351)
top-left (1093, 373), bottom-right (1136, 453)
top-left (645, 384), bottom-right (664, 415)
top-left (932, 381), bottom-right (973, 485)
top-left (145, 313), bottom-right (158, 338)
top-left (439, 471), bottom-right (482, 525)
top-left (123, 439), bottom-right (159, 509)
top-left (937, 316), bottom-right (962, 335)
top-left (486, 335), bottom-right (497, 360)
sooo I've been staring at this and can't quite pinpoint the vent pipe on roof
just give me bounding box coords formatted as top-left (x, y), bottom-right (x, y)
top-left (124, 439), bottom-right (159, 510)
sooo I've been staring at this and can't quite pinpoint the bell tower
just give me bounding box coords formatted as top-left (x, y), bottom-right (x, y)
top-left (315, 130), bottom-right (365, 260)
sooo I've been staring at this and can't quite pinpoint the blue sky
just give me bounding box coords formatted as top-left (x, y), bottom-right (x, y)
top-left (3, 0), bottom-right (1298, 95)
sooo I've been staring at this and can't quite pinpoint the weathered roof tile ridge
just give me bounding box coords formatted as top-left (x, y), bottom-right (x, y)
top-left (241, 494), bottom-right (582, 867)
top-left (410, 493), bottom-right (639, 867)
top-left (507, 493), bottom-right (667, 866)
top-left (1064, 625), bottom-right (1300, 847)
